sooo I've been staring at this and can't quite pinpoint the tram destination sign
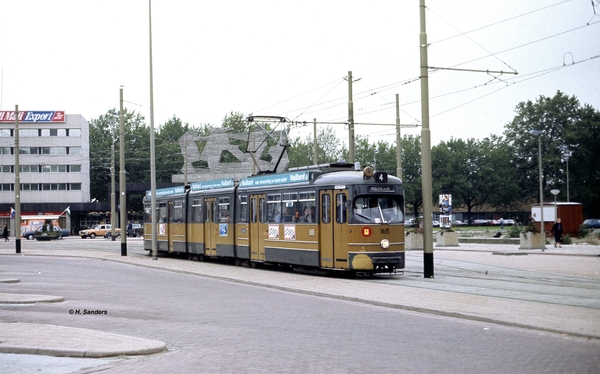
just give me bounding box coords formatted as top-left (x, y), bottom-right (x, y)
top-left (367, 186), bottom-right (396, 193)
top-left (240, 171), bottom-right (310, 188)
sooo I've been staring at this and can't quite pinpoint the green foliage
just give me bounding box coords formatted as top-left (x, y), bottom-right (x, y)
top-left (578, 224), bottom-right (592, 238)
top-left (401, 134), bottom-right (423, 215)
top-left (220, 150), bottom-right (241, 163)
top-left (287, 125), bottom-right (342, 168)
top-left (507, 224), bottom-right (521, 238)
top-left (503, 91), bottom-right (600, 216)
top-left (562, 234), bottom-right (572, 245)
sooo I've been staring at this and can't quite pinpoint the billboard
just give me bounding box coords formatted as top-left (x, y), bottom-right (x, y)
top-left (0, 111), bottom-right (65, 123)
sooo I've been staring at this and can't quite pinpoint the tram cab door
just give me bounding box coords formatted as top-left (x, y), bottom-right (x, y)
top-left (204, 198), bottom-right (217, 257)
top-left (319, 190), bottom-right (349, 269)
top-left (249, 195), bottom-right (266, 261)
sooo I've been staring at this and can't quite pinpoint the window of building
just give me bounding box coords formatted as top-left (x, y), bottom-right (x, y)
top-left (0, 147), bottom-right (11, 154)
top-left (20, 147), bottom-right (38, 154)
top-left (67, 129), bottom-right (81, 137)
top-left (1, 165), bottom-right (11, 173)
top-left (0, 129), bottom-right (11, 137)
top-left (2, 184), bottom-right (13, 191)
top-left (42, 147), bottom-right (67, 155)
top-left (70, 165), bottom-right (81, 172)
top-left (69, 147), bottom-right (82, 155)
top-left (70, 183), bottom-right (81, 190)
top-left (18, 129), bottom-right (37, 137)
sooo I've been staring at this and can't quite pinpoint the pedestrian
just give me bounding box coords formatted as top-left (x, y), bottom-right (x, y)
top-left (127, 221), bottom-right (133, 237)
top-left (500, 218), bottom-right (504, 230)
top-left (3, 224), bottom-right (8, 242)
top-left (550, 218), bottom-right (564, 248)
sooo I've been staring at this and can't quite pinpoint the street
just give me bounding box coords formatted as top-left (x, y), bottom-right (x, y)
top-left (1, 238), bottom-right (599, 373)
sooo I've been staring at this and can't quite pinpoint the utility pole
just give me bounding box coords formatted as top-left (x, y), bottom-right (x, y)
top-left (14, 105), bottom-right (21, 254)
top-left (149, 0), bottom-right (158, 260)
top-left (346, 71), bottom-right (356, 164)
top-left (395, 94), bottom-right (403, 180)
top-left (420, 0), bottom-right (434, 278)
top-left (110, 142), bottom-right (116, 240)
top-left (119, 87), bottom-right (127, 256)
top-left (313, 118), bottom-right (318, 165)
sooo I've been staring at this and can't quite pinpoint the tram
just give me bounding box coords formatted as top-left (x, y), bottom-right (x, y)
top-left (143, 162), bottom-right (405, 274)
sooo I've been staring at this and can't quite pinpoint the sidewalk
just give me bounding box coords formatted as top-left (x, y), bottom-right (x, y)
top-left (1, 240), bottom-right (599, 359)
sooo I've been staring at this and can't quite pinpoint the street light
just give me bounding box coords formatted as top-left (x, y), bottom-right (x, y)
top-left (529, 129), bottom-right (546, 250)
top-left (561, 146), bottom-right (572, 202)
top-left (551, 189), bottom-right (560, 223)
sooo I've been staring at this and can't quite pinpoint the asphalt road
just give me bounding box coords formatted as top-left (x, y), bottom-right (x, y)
top-left (1, 237), bottom-right (599, 373)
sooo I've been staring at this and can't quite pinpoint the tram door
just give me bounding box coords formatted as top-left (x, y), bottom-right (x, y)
top-left (319, 190), bottom-right (349, 268)
top-left (249, 195), bottom-right (266, 261)
top-left (204, 198), bottom-right (217, 257)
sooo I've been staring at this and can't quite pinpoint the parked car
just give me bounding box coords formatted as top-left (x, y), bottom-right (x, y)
top-left (582, 219), bottom-right (600, 229)
top-left (33, 226), bottom-right (64, 241)
top-left (80, 224), bottom-right (120, 239)
top-left (473, 219), bottom-right (490, 226)
top-left (23, 225), bottom-right (69, 240)
top-left (131, 223), bottom-right (144, 237)
top-left (452, 220), bottom-right (467, 226)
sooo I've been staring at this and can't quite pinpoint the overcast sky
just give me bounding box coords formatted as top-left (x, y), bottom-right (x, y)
top-left (1, 0), bottom-right (598, 146)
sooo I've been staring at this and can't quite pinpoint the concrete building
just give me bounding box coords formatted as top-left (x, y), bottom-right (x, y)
top-left (0, 111), bottom-right (91, 233)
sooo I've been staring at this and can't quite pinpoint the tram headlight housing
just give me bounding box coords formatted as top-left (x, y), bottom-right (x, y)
top-left (380, 239), bottom-right (390, 249)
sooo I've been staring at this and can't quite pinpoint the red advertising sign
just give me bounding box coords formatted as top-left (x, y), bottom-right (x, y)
top-left (0, 111), bottom-right (65, 123)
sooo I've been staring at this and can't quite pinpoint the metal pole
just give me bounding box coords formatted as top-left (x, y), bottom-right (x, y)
top-left (419, 0), bottom-right (434, 277)
top-left (149, 0), bottom-right (158, 260)
top-left (110, 143), bottom-right (116, 240)
top-left (538, 136), bottom-right (546, 251)
top-left (347, 71), bottom-right (355, 164)
top-left (313, 118), bottom-right (318, 165)
top-left (14, 105), bottom-right (21, 253)
top-left (119, 87), bottom-right (127, 256)
top-left (566, 156), bottom-right (570, 202)
top-left (395, 94), bottom-right (402, 180)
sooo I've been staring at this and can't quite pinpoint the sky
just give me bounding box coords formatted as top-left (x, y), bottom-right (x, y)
top-left (1, 0), bottom-right (598, 147)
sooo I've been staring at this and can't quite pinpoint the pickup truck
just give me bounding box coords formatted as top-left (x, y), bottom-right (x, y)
top-left (79, 224), bottom-right (120, 239)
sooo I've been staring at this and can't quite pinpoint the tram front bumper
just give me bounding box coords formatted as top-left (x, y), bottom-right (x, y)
top-left (348, 251), bottom-right (405, 272)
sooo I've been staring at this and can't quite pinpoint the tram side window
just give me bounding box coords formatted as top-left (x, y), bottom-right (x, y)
top-left (158, 202), bottom-right (167, 223)
top-left (218, 197), bottom-right (230, 222)
top-left (239, 195), bottom-right (248, 223)
top-left (171, 200), bottom-right (183, 222)
top-left (321, 194), bottom-right (331, 224)
top-left (281, 192), bottom-right (298, 222)
top-left (144, 203), bottom-right (151, 223)
top-left (259, 198), bottom-right (266, 223)
top-left (267, 194), bottom-right (281, 223)
top-left (298, 191), bottom-right (316, 223)
top-left (336, 194), bottom-right (347, 223)
top-left (191, 199), bottom-right (202, 223)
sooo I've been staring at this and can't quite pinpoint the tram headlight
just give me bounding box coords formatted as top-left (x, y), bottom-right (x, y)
top-left (380, 239), bottom-right (390, 249)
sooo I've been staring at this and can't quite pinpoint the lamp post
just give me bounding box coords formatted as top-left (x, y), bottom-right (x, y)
top-left (551, 189), bottom-right (560, 223)
top-left (561, 146), bottom-right (572, 202)
top-left (529, 130), bottom-right (545, 250)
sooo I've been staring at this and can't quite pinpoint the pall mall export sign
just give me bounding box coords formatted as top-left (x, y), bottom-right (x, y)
top-left (0, 111), bottom-right (65, 123)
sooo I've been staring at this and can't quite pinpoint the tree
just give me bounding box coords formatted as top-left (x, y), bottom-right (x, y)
top-left (401, 134), bottom-right (423, 216)
top-left (503, 91), bottom-right (600, 216)
top-left (432, 136), bottom-right (519, 223)
top-left (155, 116), bottom-right (189, 182)
top-left (287, 125), bottom-right (342, 168)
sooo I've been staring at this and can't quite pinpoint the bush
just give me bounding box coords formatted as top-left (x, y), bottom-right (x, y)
top-left (578, 224), bottom-right (592, 238)
top-left (507, 224), bottom-right (521, 238)
top-left (562, 234), bottom-right (572, 245)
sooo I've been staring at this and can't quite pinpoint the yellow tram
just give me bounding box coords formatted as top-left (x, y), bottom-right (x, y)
top-left (143, 162), bottom-right (405, 274)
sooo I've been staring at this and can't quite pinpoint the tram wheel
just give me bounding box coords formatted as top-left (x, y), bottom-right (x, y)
top-left (197, 254), bottom-right (205, 262)
top-left (250, 261), bottom-right (257, 269)
top-left (187, 253), bottom-right (193, 261)
top-left (234, 258), bottom-right (242, 267)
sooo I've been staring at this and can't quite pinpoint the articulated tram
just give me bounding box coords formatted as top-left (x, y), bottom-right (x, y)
top-left (143, 162), bottom-right (406, 274)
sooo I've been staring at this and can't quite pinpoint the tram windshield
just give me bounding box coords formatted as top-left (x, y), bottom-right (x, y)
top-left (353, 195), bottom-right (403, 224)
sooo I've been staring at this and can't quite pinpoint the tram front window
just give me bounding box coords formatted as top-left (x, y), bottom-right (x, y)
top-left (353, 196), bottom-right (403, 224)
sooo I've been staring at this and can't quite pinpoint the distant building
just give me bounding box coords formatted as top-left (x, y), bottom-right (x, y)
top-left (0, 111), bottom-right (91, 233)
top-left (0, 111), bottom-right (90, 203)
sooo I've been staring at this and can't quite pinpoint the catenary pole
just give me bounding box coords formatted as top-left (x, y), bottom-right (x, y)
top-left (149, 0), bottom-right (158, 260)
top-left (396, 94), bottom-right (402, 180)
top-left (419, 0), bottom-right (434, 278)
top-left (14, 105), bottom-right (21, 253)
top-left (119, 87), bottom-right (127, 256)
